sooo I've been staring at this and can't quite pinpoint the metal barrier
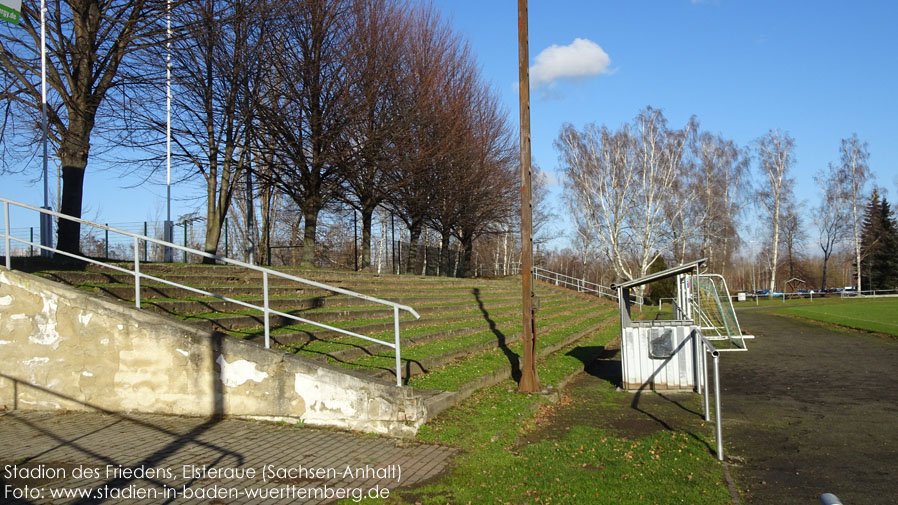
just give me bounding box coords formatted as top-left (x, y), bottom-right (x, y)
top-left (1, 197), bottom-right (419, 387)
top-left (696, 333), bottom-right (724, 461)
top-left (532, 266), bottom-right (644, 306)
top-left (841, 288), bottom-right (898, 298)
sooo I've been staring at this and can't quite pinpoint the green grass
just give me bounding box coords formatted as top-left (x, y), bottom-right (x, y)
top-left (775, 297), bottom-right (898, 336)
top-left (284, 299), bottom-right (597, 359)
top-left (408, 310), bottom-right (613, 391)
top-left (341, 320), bottom-right (730, 505)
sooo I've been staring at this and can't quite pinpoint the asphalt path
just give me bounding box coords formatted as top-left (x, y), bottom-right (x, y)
top-left (723, 308), bottom-right (898, 505)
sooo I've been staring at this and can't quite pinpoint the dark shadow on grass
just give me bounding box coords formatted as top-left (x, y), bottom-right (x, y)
top-left (473, 288), bottom-right (521, 383)
top-left (572, 345), bottom-right (622, 387)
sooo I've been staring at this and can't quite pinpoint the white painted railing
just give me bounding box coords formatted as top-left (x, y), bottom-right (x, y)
top-left (532, 266), bottom-right (644, 306)
top-left (1, 197), bottom-right (419, 386)
top-left (696, 332), bottom-right (724, 461)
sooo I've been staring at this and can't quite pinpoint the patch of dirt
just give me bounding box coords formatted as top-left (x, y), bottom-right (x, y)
top-left (518, 345), bottom-right (712, 449)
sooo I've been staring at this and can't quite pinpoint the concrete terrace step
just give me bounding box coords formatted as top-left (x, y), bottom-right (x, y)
top-left (242, 294), bottom-right (592, 348)
top-left (126, 290), bottom-right (542, 317)
top-left (41, 270), bottom-right (518, 294)
top-left (288, 298), bottom-right (601, 364)
top-left (183, 290), bottom-right (577, 333)
top-left (104, 263), bottom-right (511, 284)
top-left (350, 309), bottom-right (603, 382)
top-left (421, 315), bottom-right (617, 420)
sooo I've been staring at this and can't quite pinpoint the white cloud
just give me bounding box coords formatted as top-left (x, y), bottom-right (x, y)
top-left (530, 38), bottom-right (611, 87)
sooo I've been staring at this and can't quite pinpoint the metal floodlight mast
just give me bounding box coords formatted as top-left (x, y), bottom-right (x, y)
top-left (517, 0), bottom-right (540, 393)
top-left (38, 0), bottom-right (53, 257)
top-left (163, 0), bottom-right (174, 262)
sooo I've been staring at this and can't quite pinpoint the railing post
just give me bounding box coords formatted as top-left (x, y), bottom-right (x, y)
top-left (143, 222), bottom-right (148, 262)
top-left (394, 306), bottom-right (402, 387)
top-left (263, 271), bottom-right (270, 349)
top-left (30, 227), bottom-right (34, 257)
top-left (4, 201), bottom-right (10, 270)
top-left (703, 345), bottom-right (710, 422)
top-left (694, 332), bottom-right (702, 394)
top-left (105, 224), bottom-right (109, 259)
top-left (713, 353), bottom-right (723, 461)
top-left (134, 236), bottom-right (141, 309)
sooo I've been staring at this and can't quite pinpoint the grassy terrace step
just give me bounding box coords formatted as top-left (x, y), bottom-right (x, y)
top-left (237, 292), bottom-right (592, 350)
top-left (95, 262), bottom-right (514, 284)
top-left (40, 269), bottom-right (517, 292)
top-left (183, 289), bottom-right (577, 334)
top-left (84, 282), bottom-right (521, 304)
top-left (29, 260), bottom-right (619, 428)
top-left (134, 290), bottom-right (538, 318)
top-left (347, 306), bottom-right (612, 381)
top-left (280, 298), bottom-right (602, 365)
top-left (410, 310), bottom-right (614, 392)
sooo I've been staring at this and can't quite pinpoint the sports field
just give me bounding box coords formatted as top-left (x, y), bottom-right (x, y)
top-left (776, 297), bottom-right (898, 336)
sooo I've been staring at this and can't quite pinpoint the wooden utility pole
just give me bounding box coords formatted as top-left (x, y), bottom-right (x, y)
top-left (517, 0), bottom-right (540, 393)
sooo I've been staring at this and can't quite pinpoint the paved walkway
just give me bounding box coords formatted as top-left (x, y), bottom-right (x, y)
top-left (0, 411), bottom-right (457, 504)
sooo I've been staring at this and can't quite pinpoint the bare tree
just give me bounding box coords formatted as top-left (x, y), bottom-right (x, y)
top-left (340, 0), bottom-right (407, 270)
top-left (0, 0), bottom-right (171, 254)
top-left (755, 129), bottom-right (796, 296)
top-left (814, 163), bottom-right (851, 290)
top-left (136, 0), bottom-right (266, 262)
top-left (835, 134), bottom-right (872, 290)
top-left (387, 5), bottom-right (470, 274)
top-left (559, 107), bottom-right (697, 287)
top-left (254, 0), bottom-right (352, 266)
top-left (693, 132), bottom-right (750, 273)
top-left (452, 85), bottom-right (516, 277)
top-left (779, 203), bottom-right (805, 284)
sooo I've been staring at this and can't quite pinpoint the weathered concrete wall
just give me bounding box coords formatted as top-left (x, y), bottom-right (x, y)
top-left (0, 269), bottom-right (425, 437)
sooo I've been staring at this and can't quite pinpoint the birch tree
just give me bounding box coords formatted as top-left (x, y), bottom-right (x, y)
top-left (755, 129), bottom-right (795, 296)
top-left (814, 164), bottom-right (850, 290)
top-left (693, 132), bottom-right (750, 273)
top-left (836, 134), bottom-right (872, 291)
top-left (558, 107), bottom-right (697, 287)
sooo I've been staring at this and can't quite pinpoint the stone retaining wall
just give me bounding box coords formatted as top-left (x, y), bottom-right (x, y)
top-left (0, 269), bottom-right (425, 437)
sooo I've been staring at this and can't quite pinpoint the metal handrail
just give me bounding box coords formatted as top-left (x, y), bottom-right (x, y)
top-left (697, 332), bottom-right (724, 461)
top-left (532, 265), bottom-right (644, 306)
top-left (841, 288), bottom-right (898, 298)
top-left (1, 197), bottom-right (419, 386)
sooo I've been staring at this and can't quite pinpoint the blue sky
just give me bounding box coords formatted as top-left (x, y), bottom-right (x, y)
top-left (433, 0), bottom-right (898, 246)
top-left (3, 0), bottom-right (898, 249)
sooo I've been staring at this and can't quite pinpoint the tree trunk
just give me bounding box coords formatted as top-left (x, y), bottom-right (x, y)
top-left (769, 201), bottom-right (780, 297)
top-left (57, 163), bottom-right (87, 255)
top-left (360, 203), bottom-right (375, 270)
top-left (406, 219), bottom-right (422, 274)
top-left (56, 127), bottom-right (92, 255)
top-left (439, 230), bottom-right (452, 277)
top-left (301, 198), bottom-right (322, 267)
top-left (458, 229), bottom-right (474, 278)
top-left (202, 217), bottom-right (222, 263)
top-left (202, 174), bottom-right (223, 264)
top-left (259, 184), bottom-right (273, 266)
top-left (821, 250), bottom-right (831, 292)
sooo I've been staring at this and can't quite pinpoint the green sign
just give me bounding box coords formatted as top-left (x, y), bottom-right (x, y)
top-left (0, 0), bottom-right (21, 25)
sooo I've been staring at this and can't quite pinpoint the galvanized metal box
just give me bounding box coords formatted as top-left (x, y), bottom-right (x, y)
top-left (620, 321), bottom-right (698, 391)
